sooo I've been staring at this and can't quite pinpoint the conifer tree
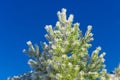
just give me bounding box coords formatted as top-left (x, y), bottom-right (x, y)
top-left (8, 8), bottom-right (120, 80)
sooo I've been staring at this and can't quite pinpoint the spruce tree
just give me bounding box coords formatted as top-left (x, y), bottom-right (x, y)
top-left (8, 8), bottom-right (120, 80)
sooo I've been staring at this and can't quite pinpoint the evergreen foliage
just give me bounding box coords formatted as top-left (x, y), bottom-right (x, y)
top-left (8, 8), bottom-right (120, 80)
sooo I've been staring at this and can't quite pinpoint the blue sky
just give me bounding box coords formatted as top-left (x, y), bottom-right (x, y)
top-left (0, 0), bottom-right (120, 79)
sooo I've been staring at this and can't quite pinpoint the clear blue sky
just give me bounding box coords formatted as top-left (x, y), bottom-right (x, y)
top-left (0, 0), bottom-right (120, 79)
